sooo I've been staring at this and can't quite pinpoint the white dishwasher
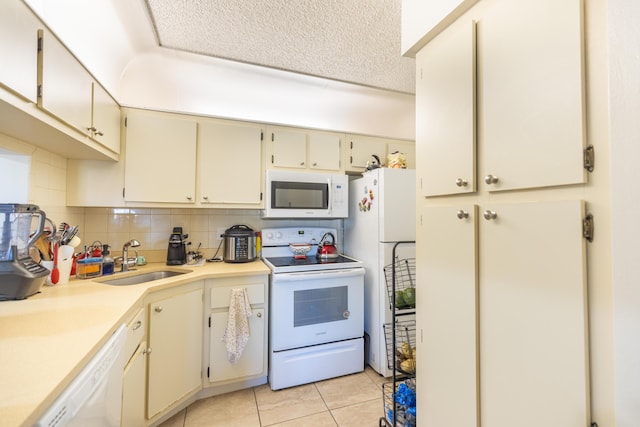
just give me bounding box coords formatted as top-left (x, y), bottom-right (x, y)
top-left (36, 324), bottom-right (127, 427)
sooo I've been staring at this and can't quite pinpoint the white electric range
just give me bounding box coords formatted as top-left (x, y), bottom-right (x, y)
top-left (261, 227), bottom-right (365, 390)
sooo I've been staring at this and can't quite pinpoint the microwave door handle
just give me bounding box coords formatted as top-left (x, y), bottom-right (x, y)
top-left (327, 177), bottom-right (332, 215)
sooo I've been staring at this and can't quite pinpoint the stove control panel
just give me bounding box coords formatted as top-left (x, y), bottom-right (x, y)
top-left (261, 227), bottom-right (337, 246)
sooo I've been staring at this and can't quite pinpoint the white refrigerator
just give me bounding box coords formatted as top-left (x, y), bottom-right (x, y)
top-left (344, 168), bottom-right (416, 377)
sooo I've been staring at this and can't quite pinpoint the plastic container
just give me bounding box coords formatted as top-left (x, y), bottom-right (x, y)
top-left (76, 257), bottom-right (103, 279)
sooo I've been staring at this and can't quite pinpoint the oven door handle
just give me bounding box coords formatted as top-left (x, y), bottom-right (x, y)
top-left (272, 268), bottom-right (364, 281)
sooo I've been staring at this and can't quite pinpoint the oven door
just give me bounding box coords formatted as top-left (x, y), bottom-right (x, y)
top-left (270, 268), bottom-right (364, 351)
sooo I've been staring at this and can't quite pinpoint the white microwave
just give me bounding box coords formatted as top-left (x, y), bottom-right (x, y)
top-left (263, 170), bottom-right (349, 218)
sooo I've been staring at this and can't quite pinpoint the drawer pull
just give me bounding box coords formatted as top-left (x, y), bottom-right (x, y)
top-left (132, 320), bottom-right (142, 330)
top-left (155, 306), bottom-right (163, 313)
top-left (256, 312), bottom-right (262, 318)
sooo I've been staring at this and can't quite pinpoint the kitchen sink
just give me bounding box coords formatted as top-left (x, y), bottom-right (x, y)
top-left (99, 270), bottom-right (187, 286)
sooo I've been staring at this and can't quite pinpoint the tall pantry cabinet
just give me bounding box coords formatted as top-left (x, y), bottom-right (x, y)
top-left (414, 0), bottom-right (591, 426)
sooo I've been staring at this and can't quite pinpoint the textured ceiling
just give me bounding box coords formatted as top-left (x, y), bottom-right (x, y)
top-left (144, 0), bottom-right (415, 94)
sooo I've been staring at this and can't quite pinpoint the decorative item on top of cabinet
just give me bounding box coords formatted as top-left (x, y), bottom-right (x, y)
top-left (347, 135), bottom-right (415, 174)
top-left (268, 127), bottom-right (343, 172)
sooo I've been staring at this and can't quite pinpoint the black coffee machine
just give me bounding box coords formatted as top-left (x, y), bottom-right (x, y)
top-left (166, 227), bottom-right (188, 265)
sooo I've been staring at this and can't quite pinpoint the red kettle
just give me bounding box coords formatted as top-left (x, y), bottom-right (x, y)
top-left (316, 232), bottom-right (338, 259)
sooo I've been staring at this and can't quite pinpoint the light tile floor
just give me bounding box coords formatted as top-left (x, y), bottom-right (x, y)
top-left (160, 367), bottom-right (388, 427)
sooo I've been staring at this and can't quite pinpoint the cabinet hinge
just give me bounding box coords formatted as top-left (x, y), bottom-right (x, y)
top-left (124, 117), bottom-right (127, 127)
top-left (350, 141), bottom-right (353, 149)
top-left (37, 84), bottom-right (43, 99)
top-left (271, 154), bottom-right (274, 164)
top-left (260, 131), bottom-right (264, 141)
top-left (271, 133), bottom-right (274, 142)
top-left (122, 187), bottom-right (125, 199)
top-left (207, 366), bottom-right (210, 378)
top-left (260, 192), bottom-right (263, 201)
top-left (208, 316), bottom-right (211, 328)
top-left (349, 155), bottom-right (353, 164)
top-left (583, 213), bottom-right (594, 242)
top-left (583, 145), bottom-right (594, 172)
top-left (37, 34), bottom-right (43, 52)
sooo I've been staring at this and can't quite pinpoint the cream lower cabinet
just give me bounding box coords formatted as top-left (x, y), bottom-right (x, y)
top-left (206, 276), bottom-right (268, 386)
top-left (418, 200), bottom-right (590, 427)
top-left (121, 308), bottom-right (146, 427)
top-left (147, 285), bottom-right (203, 420)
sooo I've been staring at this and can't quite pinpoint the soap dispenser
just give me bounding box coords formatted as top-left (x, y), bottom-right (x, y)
top-left (102, 244), bottom-right (115, 275)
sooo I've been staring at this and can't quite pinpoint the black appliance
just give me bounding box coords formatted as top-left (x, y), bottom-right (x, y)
top-left (166, 227), bottom-right (188, 265)
top-left (0, 204), bottom-right (50, 300)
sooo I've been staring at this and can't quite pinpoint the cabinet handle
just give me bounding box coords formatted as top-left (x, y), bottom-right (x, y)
top-left (186, 196), bottom-right (193, 201)
top-left (95, 130), bottom-right (104, 136)
top-left (456, 210), bottom-right (469, 219)
top-left (484, 174), bottom-right (499, 185)
top-left (300, 162), bottom-right (305, 166)
top-left (256, 312), bottom-right (262, 318)
top-left (203, 195), bottom-right (209, 200)
top-left (455, 178), bottom-right (468, 187)
top-left (86, 126), bottom-right (97, 132)
top-left (483, 210), bottom-right (498, 220)
top-left (143, 347), bottom-right (152, 355)
top-left (312, 162), bottom-right (317, 167)
top-left (132, 320), bottom-right (142, 331)
top-left (154, 306), bottom-right (163, 313)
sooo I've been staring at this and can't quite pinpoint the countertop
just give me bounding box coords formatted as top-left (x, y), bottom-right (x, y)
top-left (0, 260), bottom-right (271, 427)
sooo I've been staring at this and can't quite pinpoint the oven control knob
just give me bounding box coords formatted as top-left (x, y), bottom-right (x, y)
top-left (276, 232), bottom-right (282, 239)
top-left (343, 310), bottom-right (350, 319)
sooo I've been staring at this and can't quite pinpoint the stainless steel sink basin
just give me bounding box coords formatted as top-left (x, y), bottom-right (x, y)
top-left (99, 270), bottom-right (187, 286)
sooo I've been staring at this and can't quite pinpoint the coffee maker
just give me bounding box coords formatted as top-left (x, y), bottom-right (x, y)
top-left (0, 204), bottom-right (50, 300)
top-left (166, 227), bottom-right (187, 265)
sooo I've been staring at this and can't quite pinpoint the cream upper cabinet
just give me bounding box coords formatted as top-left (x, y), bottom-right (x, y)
top-left (39, 29), bottom-right (93, 137)
top-left (124, 109), bottom-right (197, 204)
top-left (198, 121), bottom-right (264, 207)
top-left (91, 83), bottom-right (120, 154)
top-left (479, 0), bottom-right (586, 192)
top-left (416, 20), bottom-right (476, 197)
top-left (308, 132), bottom-right (342, 171)
top-left (269, 127), bottom-right (344, 172)
top-left (147, 286), bottom-right (203, 420)
top-left (270, 128), bottom-right (307, 169)
top-left (419, 201), bottom-right (590, 427)
top-left (418, 204), bottom-right (479, 427)
top-left (0, 1), bottom-right (39, 102)
top-left (346, 135), bottom-right (388, 172)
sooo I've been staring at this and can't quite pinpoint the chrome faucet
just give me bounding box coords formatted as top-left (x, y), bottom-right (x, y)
top-left (122, 239), bottom-right (140, 272)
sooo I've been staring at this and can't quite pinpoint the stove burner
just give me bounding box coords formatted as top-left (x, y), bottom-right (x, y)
top-left (265, 255), bottom-right (356, 268)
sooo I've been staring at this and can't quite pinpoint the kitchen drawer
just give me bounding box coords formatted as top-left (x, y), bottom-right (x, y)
top-left (123, 308), bottom-right (145, 360)
top-left (211, 283), bottom-right (264, 309)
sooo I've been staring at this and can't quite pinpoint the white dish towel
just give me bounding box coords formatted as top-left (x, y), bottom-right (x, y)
top-left (222, 288), bottom-right (253, 364)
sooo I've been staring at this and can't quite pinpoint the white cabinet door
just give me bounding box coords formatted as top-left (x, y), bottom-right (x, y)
top-left (121, 341), bottom-right (146, 427)
top-left (0, 1), bottom-right (39, 101)
top-left (479, 200), bottom-right (589, 427)
top-left (40, 29), bottom-right (92, 136)
top-left (418, 204), bottom-right (479, 427)
top-left (199, 121), bottom-right (263, 206)
top-left (347, 136), bottom-right (387, 172)
top-left (416, 20), bottom-right (476, 196)
top-left (91, 83), bottom-right (120, 154)
top-left (124, 109), bottom-right (197, 203)
top-left (308, 132), bottom-right (341, 171)
top-left (271, 129), bottom-right (307, 169)
top-left (209, 308), bottom-right (265, 383)
top-left (147, 288), bottom-right (203, 419)
top-left (480, 0), bottom-right (586, 192)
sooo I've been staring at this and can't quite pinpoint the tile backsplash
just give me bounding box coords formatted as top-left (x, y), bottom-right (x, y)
top-left (2, 133), bottom-right (341, 263)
